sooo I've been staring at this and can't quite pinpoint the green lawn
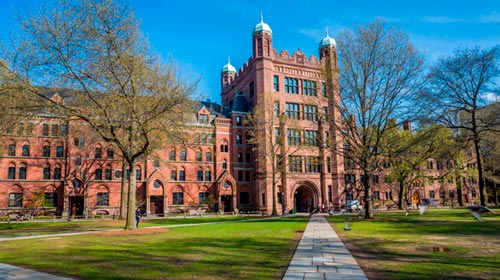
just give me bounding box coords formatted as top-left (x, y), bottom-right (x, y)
top-left (0, 216), bottom-right (307, 280)
top-left (328, 208), bottom-right (500, 280)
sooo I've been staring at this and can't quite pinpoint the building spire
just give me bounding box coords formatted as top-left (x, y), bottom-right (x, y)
top-left (260, 11), bottom-right (264, 23)
top-left (325, 26), bottom-right (329, 37)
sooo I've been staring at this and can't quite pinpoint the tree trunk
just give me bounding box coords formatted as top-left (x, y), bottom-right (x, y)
top-left (473, 136), bottom-right (487, 206)
top-left (363, 170), bottom-right (373, 219)
top-left (125, 160), bottom-right (137, 230)
top-left (119, 158), bottom-right (127, 220)
top-left (398, 180), bottom-right (406, 210)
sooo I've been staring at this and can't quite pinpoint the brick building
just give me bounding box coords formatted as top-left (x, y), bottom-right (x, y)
top-left (0, 17), bottom-right (480, 218)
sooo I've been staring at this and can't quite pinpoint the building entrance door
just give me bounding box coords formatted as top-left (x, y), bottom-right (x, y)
top-left (69, 196), bottom-right (84, 217)
top-left (221, 195), bottom-right (232, 212)
top-left (294, 186), bottom-right (315, 213)
top-left (150, 196), bottom-right (164, 215)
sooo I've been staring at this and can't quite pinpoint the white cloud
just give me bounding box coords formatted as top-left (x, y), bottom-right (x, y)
top-left (481, 92), bottom-right (500, 103)
top-left (420, 16), bottom-right (466, 23)
top-left (479, 11), bottom-right (500, 23)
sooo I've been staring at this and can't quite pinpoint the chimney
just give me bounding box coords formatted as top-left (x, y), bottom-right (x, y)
top-left (403, 120), bottom-right (412, 132)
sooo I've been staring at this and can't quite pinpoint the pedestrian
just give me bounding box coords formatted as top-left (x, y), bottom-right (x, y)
top-left (135, 208), bottom-right (141, 228)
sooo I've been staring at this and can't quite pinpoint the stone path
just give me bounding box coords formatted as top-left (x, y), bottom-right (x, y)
top-left (283, 215), bottom-right (368, 280)
top-left (0, 263), bottom-right (72, 280)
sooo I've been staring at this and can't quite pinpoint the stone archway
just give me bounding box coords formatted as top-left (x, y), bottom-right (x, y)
top-left (293, 183), bottom-right (318, 213)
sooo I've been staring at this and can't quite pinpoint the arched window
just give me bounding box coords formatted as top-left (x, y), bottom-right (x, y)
top-left (169, 149), bottom-right (176, 161)
top-left (94, 146), bottom-right (102, 159)
top-left (95, 167), bottom-right (103, 180)
top-left (75, 154), bottom-right (82, 166)
top-left (9, 191), bottom-right (23, 207)
top-left (7, 142), bottom-right (16, 156)
top-left (220, 140), bottom-right (228, 153)
top-left (42, 142), bottom-right (51, 157)
top-left (45, 185), bottom-right (58, 207)
top-left (195, 150), bottom-right (202, 161)
top-left (180, 150), bottom-right (187, 161)
top-left (54, 164), bottom-right (62, 180)
top-left (222, 160), bottom-right (227, 170)
top-left (106, 148), bottom-right (114, 159)
top-left (206, 151), bottom-right (213, 162)
top-left (105, 165), bottom-right (112, 180)
top-left (19, 163), bottom-right (27, 180)
top-left (197, 167), bottom-right (203, 181)
top-left (201, 133), bottom-right (207, 144)
top-left (56, 143), bottom-right (64, 158)
top-left (204, 169), bottom-right (212, 181)
top-left (96, 186), bottom-right (109, 206)
top-left (136, 166), bottom-right (142, 180)
top-left (195, 133), bottom-right (200, 143)
top-left (7, 163), bottom-right (16, 179)
top-left (179, 168), bottom-right (186, 181)
top-left (170, 169), bottom-right (177, 181)
top-left (22, 144), bottom-right (30, 157)
top-left (236, 134), bottom-right (242, 145)
top-left (43, 164), bottom-right (51, 180)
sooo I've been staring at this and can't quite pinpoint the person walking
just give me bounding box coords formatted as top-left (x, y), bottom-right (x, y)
top-left (135, 208), bottom-right (141, 228)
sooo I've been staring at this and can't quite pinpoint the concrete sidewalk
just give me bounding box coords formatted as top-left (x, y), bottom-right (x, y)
top-left (283, 215), bottom-right (368, 280)
top-left (0, 263), bottom-right (73, 280)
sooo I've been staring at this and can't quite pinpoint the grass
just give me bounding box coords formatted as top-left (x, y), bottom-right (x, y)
top-left (0, 216), bottom-right (307, 279)
top-left (0, 216), bottom-right (256, 238)
top-left (327, 208), bottom-right (500, 280)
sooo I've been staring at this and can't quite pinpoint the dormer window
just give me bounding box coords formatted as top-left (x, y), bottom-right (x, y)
top-left (199, 114), bottom-right (209, 124)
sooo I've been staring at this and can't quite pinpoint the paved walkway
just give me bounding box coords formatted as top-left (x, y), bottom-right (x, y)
top-left (283, 215), bottom-right (368, 280)
top-left (0, 215), bottom-right (367, 280)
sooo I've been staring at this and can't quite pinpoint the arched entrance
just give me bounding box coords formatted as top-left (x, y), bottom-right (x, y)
top-left (294, 185), bottom-right (316, 213)
top-left (149, 180), bottom-right (164, 215)
top-left (412, 192), bottom-right (420, 208)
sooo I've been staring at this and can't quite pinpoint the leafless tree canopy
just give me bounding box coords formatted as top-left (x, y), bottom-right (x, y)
top-left (4, 0), bottom-right (196, 228)
top-left (334, 20), bottom-right (425, 217)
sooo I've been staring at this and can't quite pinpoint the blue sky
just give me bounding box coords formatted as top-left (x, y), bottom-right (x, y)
top-left (1, 0), bottom-right (499, 102)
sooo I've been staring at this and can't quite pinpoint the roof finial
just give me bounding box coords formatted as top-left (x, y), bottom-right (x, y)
top-left (228, 56), bottom-right (231, 64)
top-left (260, 12), bottom-right (264, 23)
top-left (325, 26), bottom-right (329, 37)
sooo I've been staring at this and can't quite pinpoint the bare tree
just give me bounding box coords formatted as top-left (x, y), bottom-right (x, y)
top-left (331, 20), bottom-right (424, 218)
top-left (247, 94), bottom-right (302, 216)
top-left (424, 46), bottom-right (500, 206)
top-left (5, 0), bottom-right (195, 229)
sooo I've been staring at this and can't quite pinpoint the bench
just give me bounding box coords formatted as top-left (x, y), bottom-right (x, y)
top-left (188, 209), bottom-right (207, 216)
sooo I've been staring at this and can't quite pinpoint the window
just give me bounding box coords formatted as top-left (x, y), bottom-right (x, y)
top-left (236, 116), bottom-right (242, 126)
top-left (97, 192), bottom-right (109, 206)
top-left (154, 160), bottom-right (160, 169)
top-left (327, 157), bottom-right (331, 173)
top-left (322, 107), bottom-right (328, 121)
top-left (222, 160), bottom-right (227, 170)
top-left (321, 82), bottom-right (326, 97)
top-left (437, 161), bottom-right (444, 170)
top-left (273, 102), bottom-right (280, 117)
top-left (8, 166), bottom-right (16, 179)
top-left (385, 191), bottom-right (393, 200)
top-left (51, 124), bottom-right (59, 136)
top-left (428, 161), bottom-right (434, 170)
top-left (54, 166), bottom-right (61, 180)
top-left (8, 144), bottom-right (15, 156)
top-left (220, 141), bottom-right (228, 153)
top-left (196, 151), bottom-right (202, 161)
top-left (284, 77), bottom-right (298, 94)
top-left (107, 148), bottom-right (114, 159)
top-left (205, 170), bottom-right (212, 181)
top-left (169, 150), bottom-right (176, 161)
top-left (289, 156), bottom-right (303, 173)
top-left (42, 124), bottom-right (49, 136)
top-left (345, 174), bottom-right (356, 184)
top-left (240, 192), bottom-right (249, 204)
top-left (306, 156), bottom-right (320, 173)
top-left (285, 103), bottom-right (300, 119)
top-left (180, 150), bottom-right (187, 161)
top-left (179, 170), bottom-right (185, 181)
top-left (197, 170), bottom-right (203, 181)
top-left (236, 134), bottom-right (242, 145)
top-left (373, 191), bottom-right (380, 201)
top-left (136, 169), bottom-right (142, 180)
top-left (275, 127), bottom-right (280, 143)
top-left (261, 193), bottom-right (266, 206)
top-left (429, 191), bottom-right (435, 199)
top-left (173, 192), bottom-right (184, 205)
top-left (471, 188), bottom-right (477, 198)
top-left (56, 145), bottom-right (64, 157)
top-left (43, 166), bottom-right (51, 180)
top-left (201, 133), bottom-right (207, 144)
top-left (60, 125), bottom-right (68, 136)
top-left (304, 130), bottom-right (318, 146)
top-left (372, 175), bottom-right (379, 184)
top-left (75, 156), bottom-right (82, 166)
top-left (199, 114), bottom-right (209, 124)
top-left (45, 192), bottom-right (58, 207)
top-left (19, 166), bottom-right (27, 180)
top-left (287, 129), bottom-right (301, 146)
top-left (95, 168), bottom-right (102, 180)
top-left (74, 138), bottom-right (84, 147)
top-left (273, 75), bottom-right (279, 91)
top-left (22, 144), bottom-right (30, 156)
top-left (95, 148), bottom-right (102, 159)
top-left (206, 152), bottom-right (212, 162)
top-left (199, 192), bottom-right (209, 204)
top-left (9, 193), bottom-right (23, 207)
top-left (43, 145), bottom-right (51, 157)
top-left (303, 80), bottom-right (317, 96)
top-left (237, 152), bottom-right (243, 162)
top-left (105, 167), bottom-right (112, 180)
top-left (170, 170), bottom-right (177, 181)
top-left (304, 105), bottom-right (318, 121)
top-left (249, 81), bottom-right (255, 98)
